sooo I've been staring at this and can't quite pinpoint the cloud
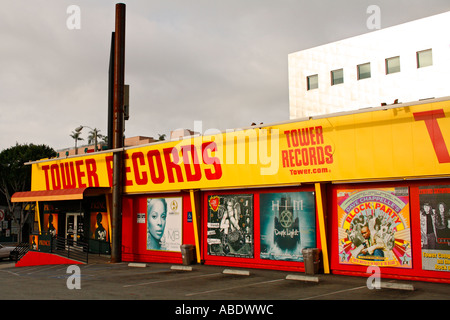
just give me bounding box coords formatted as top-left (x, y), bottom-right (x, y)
top-left (0, 0), bottom-right (449, 151)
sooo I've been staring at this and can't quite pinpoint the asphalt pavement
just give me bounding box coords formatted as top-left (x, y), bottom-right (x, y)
top-left (1, 258), bottom-right (448, 317)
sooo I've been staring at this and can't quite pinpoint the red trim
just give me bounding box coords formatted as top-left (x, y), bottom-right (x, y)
top-left (11, 188), bottom-right (89, 202)
top-left (12, 187), bottom-right (111, 202)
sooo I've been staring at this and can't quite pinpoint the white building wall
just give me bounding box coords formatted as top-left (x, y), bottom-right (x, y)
top-left (288, 11), bottom-right (450, 119)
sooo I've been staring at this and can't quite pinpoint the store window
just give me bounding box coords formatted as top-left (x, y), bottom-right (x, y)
top-left (307, 74), bottom-right (318, 90)
top-left (417, 49), bottom-right (433, 68)
top-left (357, 62), bottom-right (371, 80)
top-left (385, 56), bottom-right (400, 74)
top-left (331, 69), bottom-right (344, 85)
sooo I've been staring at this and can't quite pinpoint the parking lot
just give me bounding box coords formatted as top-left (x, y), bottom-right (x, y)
top-left (1, 258), bottom-right (449, 317)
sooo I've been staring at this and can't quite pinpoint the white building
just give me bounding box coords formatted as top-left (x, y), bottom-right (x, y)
top-left (288, 11), bottom-right (450, 119)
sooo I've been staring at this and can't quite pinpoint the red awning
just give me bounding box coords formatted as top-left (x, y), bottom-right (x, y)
top-left (11, 187), bottom-right (111, 203)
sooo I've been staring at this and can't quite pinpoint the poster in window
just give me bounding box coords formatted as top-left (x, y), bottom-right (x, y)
top-left (260, 191), bottom-right (316, 262)
top-left (43, 213), bottom-right (58, 237)
top-left (419, 185), bottom-right (450, 272)
top-left (147, 197), bottom-right (182, 252)
top-left (30, 235), bottom-right (38, 251)
top-left (337, 187), bottom-right (412, 268)
top-left (207, 194), bottom-right (253, 258)
top-left (91, 212), bottom-right (109, 242)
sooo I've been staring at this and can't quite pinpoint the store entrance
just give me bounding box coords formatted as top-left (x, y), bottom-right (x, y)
top-left (66, 213), bottom-right (84, 246)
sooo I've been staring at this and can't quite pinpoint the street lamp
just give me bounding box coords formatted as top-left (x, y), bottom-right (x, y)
top-left (75, 125), bottom-right (99, 152)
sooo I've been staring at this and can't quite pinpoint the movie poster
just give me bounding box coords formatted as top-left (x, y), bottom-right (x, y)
top-left (207, 194), bottom-right (253, 258)
top-left (337, 187), bottom-right (412, 268)
top-left (419, 185), bottom-right (450, 272)
top-left (147, 197), bottom-right (182, 252)
top-left (260, 192), bottom-right (316, 262)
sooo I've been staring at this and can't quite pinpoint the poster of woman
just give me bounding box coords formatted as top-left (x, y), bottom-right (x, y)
top-left (147, 197), bottom-right (182, 252)
top-left (260, 191), bottom-right (315, 262)
top-left (337, 187), bottom-right (412, 268)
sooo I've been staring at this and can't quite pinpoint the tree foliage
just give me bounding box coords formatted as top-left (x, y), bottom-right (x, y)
top-left (0, 143), bottom-right (56, 210)
top-left (70, 130), bottom-right (83, 150)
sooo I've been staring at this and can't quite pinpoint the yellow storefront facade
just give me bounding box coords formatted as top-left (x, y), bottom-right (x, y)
top-left (13, 97), bottom-right (450, 282)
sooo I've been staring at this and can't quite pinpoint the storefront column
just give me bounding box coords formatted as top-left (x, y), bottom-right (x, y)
top-left (190, 190), bottom-right (201, 263)
top-left (36, 201), bottom-right (41, 234)
top-left (106, 194), bottom-right (113, 248)
top-left (315, 183), bottom-right (330, 274)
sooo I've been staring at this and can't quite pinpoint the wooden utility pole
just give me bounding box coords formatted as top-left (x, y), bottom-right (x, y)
top-left (111, 3), bottom-right (126, 263)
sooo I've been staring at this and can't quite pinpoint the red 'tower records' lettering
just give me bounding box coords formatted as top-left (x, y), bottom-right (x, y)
top-left (413, 109), bottom-right (450, 164)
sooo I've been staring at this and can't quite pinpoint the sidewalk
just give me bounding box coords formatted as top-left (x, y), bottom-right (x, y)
top-left (87, 253), bottom-right (111, 264)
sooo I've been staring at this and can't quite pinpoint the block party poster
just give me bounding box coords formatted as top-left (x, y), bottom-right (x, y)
top-left (337, 187), bottom-right (412, 268)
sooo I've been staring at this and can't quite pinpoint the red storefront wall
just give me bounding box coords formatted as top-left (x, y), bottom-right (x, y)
top-left (120, 180), bottom-right (450, 283)
top-left (121, 186), bottom-right (323, 272)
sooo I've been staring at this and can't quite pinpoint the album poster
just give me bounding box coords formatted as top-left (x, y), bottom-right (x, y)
top-left (207, 194), bottom-right (253, 258)
top-left (260, 192), bottom-right (316, 262)
top-left (419, 185), bottom-right (450, 272)
top-left (43, 213), bottom-right (58, 237)
top-left (30, 235), bottom-right (38, 251)
top-left (337, 187), bottom-right (412, 268)
top-left (91, 212), bottom-right (109, 242)
top-left (147, 197), bottom-right (182, 252)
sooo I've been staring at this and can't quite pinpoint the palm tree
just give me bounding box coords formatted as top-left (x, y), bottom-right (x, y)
top-left (87, 128), bottom-right (104, 151)
top-left (70, 131), bottom-right (84, 154)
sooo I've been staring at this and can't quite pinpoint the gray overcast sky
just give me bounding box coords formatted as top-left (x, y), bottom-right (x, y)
top-left (1, 0), bottom-right (449, 151)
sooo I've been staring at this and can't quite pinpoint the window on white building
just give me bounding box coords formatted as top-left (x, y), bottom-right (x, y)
top-left (331, 69), bottom-right (344, 85)
top-left (357, 63), bottom-right (371, 80)
top-left (307, 74), bottom-right (318, 90)
top-left (417, 49), bottom-right (433, 68)
top-left (385, 56), bottom-right (400, 74)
